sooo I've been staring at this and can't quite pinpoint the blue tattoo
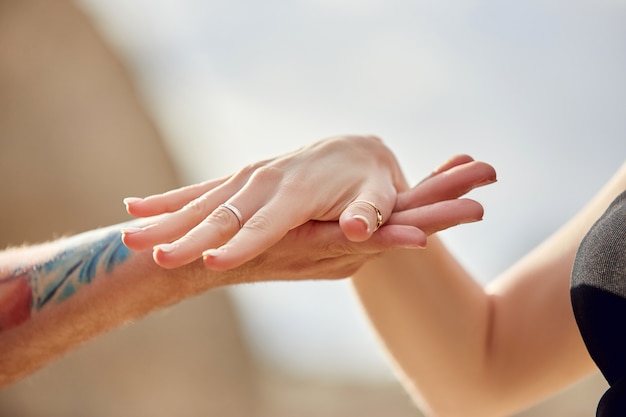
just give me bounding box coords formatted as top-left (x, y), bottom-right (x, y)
top-left (25, 229), bottom-right (131, 312)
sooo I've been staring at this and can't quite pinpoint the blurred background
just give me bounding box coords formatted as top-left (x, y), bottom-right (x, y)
top-left (0, 0), bottom-right (624, 416)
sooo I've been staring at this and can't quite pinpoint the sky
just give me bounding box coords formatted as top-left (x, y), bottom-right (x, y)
top-left (80, 0), bottom-right (626, 380)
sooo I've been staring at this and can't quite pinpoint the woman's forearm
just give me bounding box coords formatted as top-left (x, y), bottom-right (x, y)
top-left (352, 239), bottom-right (490, 417)
top-left (353, 228), bottom-right (599, 417)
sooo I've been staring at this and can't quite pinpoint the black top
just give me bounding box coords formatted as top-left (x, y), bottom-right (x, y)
top-left (571, 190), bottom-right (626, 417)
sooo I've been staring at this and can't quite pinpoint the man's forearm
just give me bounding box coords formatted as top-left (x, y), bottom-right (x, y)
top-left (0, 223), bottom-right (223, 387)
top-left (1, 226), bottom-right (133, 330)
top-left (0, 218), bottom-right (381, 387)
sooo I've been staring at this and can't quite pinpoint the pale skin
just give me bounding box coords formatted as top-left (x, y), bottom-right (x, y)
top-left (0, 135), bottom-right (496, 388)
top-left (352, 160), bottom-right (626, 417)
top-left (123, 136), bottom-right (495, 270)
top-left (122, 135), bottom-right (447, 269)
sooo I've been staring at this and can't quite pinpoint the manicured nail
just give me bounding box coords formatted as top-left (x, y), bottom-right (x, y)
top-left (202, 249), bottom-right (220, 258)
top-left (352, 215), bottom-right (371, 233)
top-left (120, 226), bottom-right (144, 234)
top-left (123, 197), bottom-right (143, 207)
top-left (400, 240), bottom-right (428, 249)
top-left (154, 243), bottom-right (176, 253)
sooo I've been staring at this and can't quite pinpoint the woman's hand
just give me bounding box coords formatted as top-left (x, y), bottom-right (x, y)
top-left (389, 154), bottom-right (496, 235)
top-left (122, 138), bottom-right (496, 272)
top-left (229, 154), bottom-right (496, 279)
top-left (121, 135), bottom-right (408, 269)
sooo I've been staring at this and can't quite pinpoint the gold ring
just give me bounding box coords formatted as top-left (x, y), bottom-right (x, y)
top-left (351, 200), bottom-right (383, 231)
top-left (219, 203), bottom-right (243, 229)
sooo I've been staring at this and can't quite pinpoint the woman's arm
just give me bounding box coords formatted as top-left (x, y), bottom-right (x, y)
top-left (352, 161), bottom-right (626, 417)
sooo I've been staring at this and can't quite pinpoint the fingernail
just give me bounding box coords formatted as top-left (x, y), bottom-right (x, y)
top-left (475, 178), bottom-right (497, 188)
top-left (154, 243), bottom-right (176, 253)
top-left (120, 226), bottom-right (144, 234)
top-left (352, 215), bottom-right (371, 233)
top-left (123, 197), bottom-right (143, 207)
top-left (402, 241), bottom-right (427, 249)
top-left (202, 249), bottom-right (220, 258)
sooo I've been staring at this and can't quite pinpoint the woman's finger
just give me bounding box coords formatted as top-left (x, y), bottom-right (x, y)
top-left (412, 154), bottom-right (475, 187)
top-left (121, 179), bottom-right (241, 251)
top-left (151, 168), bottom-right (293, 269)
top-left (389, 198), bottom-right (484, 235)
top-left (396, 160), bottom-right (496, 212)
top-left (205, 220), bottom-right (428, 272)
top-left (339, 182), bottom-right (396, 242)
top-left (431, 154), bottom-right (475, 176)
top-left (199, 198), bottom-right (484, 273)
top-left (200, 188), bottom-right (318, 271)
top-left (124, 176), bottom-right (231, 217)
top-left (151, 202), bottom-right (247, 268)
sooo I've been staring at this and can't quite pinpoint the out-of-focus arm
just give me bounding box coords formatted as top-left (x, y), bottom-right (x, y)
top-left (353, 162), bottom-right (626, 417)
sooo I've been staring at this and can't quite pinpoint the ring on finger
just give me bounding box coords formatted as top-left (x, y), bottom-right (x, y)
top-left (351, 200), bottom-right (383, 231)
top-left (219, 202), bottom-right (244, 229)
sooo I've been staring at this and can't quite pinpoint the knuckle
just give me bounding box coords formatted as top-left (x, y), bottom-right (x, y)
top-left (248, 165), bottom-right (284, 185)
top-left (182, 197), bottom-right (208, 218)
top-left (244, 213), bottom-right (274, 233)
top-left (232, 161), bottom-right (261, 181)
top-left (316, 256), bottom-right (367, 279)
top-left (320, 239), bottom-right (353, 257)
top-left (206, 207), bottom-right (238, 230)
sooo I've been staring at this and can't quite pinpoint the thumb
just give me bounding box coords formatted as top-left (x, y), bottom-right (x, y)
top-left (339, 195), bottom-right (392, 242)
